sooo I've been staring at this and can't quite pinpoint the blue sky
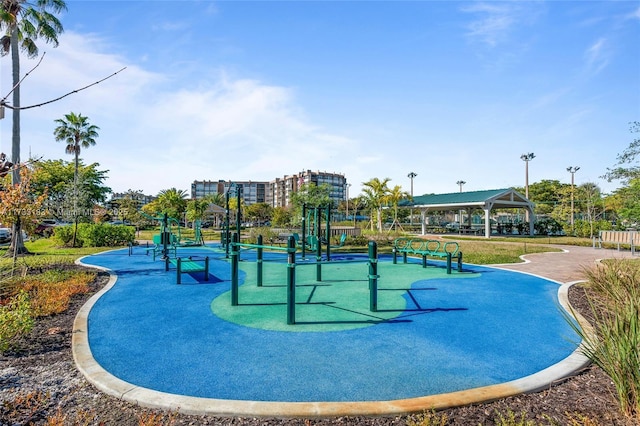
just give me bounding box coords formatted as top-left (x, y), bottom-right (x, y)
top-left (1, 0), bottom-right (639, 198)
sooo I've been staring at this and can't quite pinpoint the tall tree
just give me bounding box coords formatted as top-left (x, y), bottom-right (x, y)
top-left (53, 112), bottom-right (99, 246)
top-left (245, 202), bottom-right (273, 225)
top-left (603, 122), bottom-right (640, 184)
top-left (112, 189), bottom-right (145, 225)
top-left (0, 166), bottom-right (47, 256)
top-left (186, 196), bottom-right (213, 227)
top-left (0, 0), bottom-right (66, 254)
top-left (30, 159), bottom-right (111, 218)
top-left (362, 177), bottom-right (391, 232)
top-left (289, 183), bottom-right (332, 227)
top-left (155, 188), bottom-right (188, 220)
top-left (383, 184), bottom-right (410, 230)
top-left (609, 180), bottom-right (640, 227)
top-left (53, 112), bottom-right (100, 183)
top-left (575, 182), bottom-right (604, 238)
top-left (290, 183), bottom-right (332, 209)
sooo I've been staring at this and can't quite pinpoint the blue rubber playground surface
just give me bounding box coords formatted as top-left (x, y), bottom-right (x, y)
top-left (79, 244), bottom-right (579, 404)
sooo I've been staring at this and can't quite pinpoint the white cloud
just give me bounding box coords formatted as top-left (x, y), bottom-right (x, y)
top-left (1, 31), bottom-right (365, 196)
top-left (584, 37), bottom-right (610, 76)
top-left (462, 2), bottom-right (517, 47)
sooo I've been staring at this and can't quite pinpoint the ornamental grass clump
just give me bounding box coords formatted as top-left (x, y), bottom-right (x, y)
top-left (576, 259), bottom-right (640, 420)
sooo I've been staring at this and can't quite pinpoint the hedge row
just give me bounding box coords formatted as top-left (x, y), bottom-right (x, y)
top-left (53, 223), bottom-right (135, 247)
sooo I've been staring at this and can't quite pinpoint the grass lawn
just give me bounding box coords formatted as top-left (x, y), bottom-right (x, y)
top-left (0, 232), bottom-right (594, 270)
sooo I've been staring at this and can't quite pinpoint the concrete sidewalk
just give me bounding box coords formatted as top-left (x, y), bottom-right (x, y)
top-left (492, 245), bottom-right (636, 283)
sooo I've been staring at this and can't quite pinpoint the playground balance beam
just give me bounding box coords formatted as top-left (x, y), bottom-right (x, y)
top-left (165, 256), bottom-right (210, 284)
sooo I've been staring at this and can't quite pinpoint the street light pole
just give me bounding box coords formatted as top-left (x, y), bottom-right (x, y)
top-left (345, 183), bottom-right (351, 221)
top-left (567, 166), bottom-right (580, 230)
top-left (456, 180), bottom-right (466, 227)
top-left (520, 153), bottom-right (535, 198)
top-left (520, 153), bottom-right (535, 222)
top-left (408, 172), bottom-right (417, 226)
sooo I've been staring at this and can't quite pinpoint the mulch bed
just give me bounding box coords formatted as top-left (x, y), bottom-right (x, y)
top-left (0, 267), bottom-right (632, 425)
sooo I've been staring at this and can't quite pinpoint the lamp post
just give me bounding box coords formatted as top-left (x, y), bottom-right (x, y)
top-left (521, 153), bottom-right (535, 222)
top-left (456, 180), bottom-right (466, 227)
top-left (408, 172), bottom-right (417, 226)
top-left (520, 153), bottom-right (535, 198)
top-left (345, 183), bottom-right (351, 220)
top-left (567, 166), bottom-right (580, 230)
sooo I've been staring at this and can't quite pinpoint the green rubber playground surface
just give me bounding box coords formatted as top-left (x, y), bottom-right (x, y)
top-left (212, 257), bottom-right (480, 332)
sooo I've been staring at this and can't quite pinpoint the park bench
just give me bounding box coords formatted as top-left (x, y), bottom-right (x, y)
top-left (593, 230), bottom-right (637, 254)
top-left (458, 227), bottom-right (483, 236)
top-left (393, 238), bottom-right (463, 274)
top-left (271, 233), bottom-right (293, 246)
top-left (165, 256), bottom-right (210, 284)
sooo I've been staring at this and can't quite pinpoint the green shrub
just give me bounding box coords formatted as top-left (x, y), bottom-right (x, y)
top-left (53, 223), bottom-right (135, 247)
top-left (52, 225), bottom-right (75, 246)
top-left (566, 219), bottom-right (613, 238)
top-left (246, 227), bottom-right (278, 245)
top-left (0, 291), bottom-right (34, 352)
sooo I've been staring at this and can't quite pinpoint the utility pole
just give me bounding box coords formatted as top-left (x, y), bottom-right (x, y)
top-left (567, 166), bottom-right (580, 231)
top-left (521, 153), bottom-right (535, 222)
top-left (456, 180), bottom-right (466, 227)
top-left (408, 172), bottom-right (417, 226)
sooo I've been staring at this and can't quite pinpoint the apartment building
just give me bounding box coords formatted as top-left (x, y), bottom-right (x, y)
top-left (191, 170), bottom-right (347, 208)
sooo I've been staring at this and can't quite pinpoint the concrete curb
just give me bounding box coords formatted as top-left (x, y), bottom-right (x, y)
top-left (72, 254), bottom-right (591, 418)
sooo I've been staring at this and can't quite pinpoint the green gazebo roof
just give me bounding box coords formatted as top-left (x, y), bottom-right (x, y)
top-left (401, 188), bottom-right (533, 209)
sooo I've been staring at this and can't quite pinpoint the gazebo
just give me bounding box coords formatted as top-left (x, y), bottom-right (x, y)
top-left (402, 188), bottom-right (535, 238)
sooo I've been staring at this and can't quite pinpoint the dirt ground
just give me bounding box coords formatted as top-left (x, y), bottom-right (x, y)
top-left (0, 268), bottom-right (633, 425)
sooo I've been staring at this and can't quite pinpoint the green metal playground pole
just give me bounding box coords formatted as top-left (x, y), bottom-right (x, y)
top-left (326, 204), bottom-right (331, 261)
top-left (161, 213), bottom-right (169, 259)
top-left (368, 241), bottom-right (378, 312)
top-left (225, 190), bottom-right (230, 259)
top-left (236, 188), bottom-right (242, 261)
top-left (231, 233), bottom-right (239, 306)
top-left (257, 235), bottom-right (263, 287)
top-left (287, 236), bottom-right (296, 325)
top-left (316, 234), bottom-right (322, 282)
top-left (314, 206), bottom-right (319, 238)
top-left (301, 203), bottom-right (306, 260)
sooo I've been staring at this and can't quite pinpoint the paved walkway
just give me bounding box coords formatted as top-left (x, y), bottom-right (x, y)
top-left (493, 245), bottom-right (636, 283)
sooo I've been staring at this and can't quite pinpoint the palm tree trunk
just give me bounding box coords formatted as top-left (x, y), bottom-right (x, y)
top-left (8, 27), bottom-right (29, 256)
top-left (10, 27), bottom-right (20, 184)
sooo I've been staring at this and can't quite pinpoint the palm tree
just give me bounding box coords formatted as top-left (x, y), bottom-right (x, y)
top-left (53, 112), bottom-right (100, 183)
top-left (362, 177), bottom-right (391, 232)
top-left (186, 196), bottom-right (212, 227)
top-left (0, 0), bottom-right (66, 255)
top-left (156, 188), bottom-right (188, 221)
top-left (383, 185), bottom-right (411, 231)
top-left (1, 0), bottom-right (67, 180)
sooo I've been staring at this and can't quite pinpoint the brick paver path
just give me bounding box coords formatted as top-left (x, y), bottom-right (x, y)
top-left (493, 245), bottom-right (636, 283)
